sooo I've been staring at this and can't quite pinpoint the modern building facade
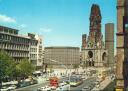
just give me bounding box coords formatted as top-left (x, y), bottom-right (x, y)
top-left (28, 33), bottom-right (43, 67)
top-left (44, 46), bottom-right (80, 68)
top-left (35, 35), bottom-right (43, 67)
top-left (81, 4), bottom-right (114, 68)
top-left (0, 26), bottom-right (30, 62)
top-left (0, 25), bottom-right (43, 67)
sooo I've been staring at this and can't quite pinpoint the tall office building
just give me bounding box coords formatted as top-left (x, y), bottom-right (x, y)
top-left (35, 35), bottom-right (43, 67)
top-left (0, 26), bottom-right (30, 62)
top-left (105, 23), bottom-right (114, 67)
top-left (0, 25), bottom-right (43, 67)
top-left (28, 33), bottom-right (43, 67)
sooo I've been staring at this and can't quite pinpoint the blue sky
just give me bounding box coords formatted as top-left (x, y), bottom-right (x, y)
top-left (0, 0), bottom-right (116, 47)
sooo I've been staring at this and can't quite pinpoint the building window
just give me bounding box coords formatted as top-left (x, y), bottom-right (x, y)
top-left (125, 24), bottom-right (128, 32)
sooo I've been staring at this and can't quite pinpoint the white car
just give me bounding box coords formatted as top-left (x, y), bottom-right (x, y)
top-left (94, 81), bottom-right (100, 85)
top-left (1, 85), bottom-right (17, 91)
top-left (82, 76), bottom-right (87, 80)
top-left (8, 85), bottom-right (17, 90)
top-left (46, 78), bottom-right (49, 81)
top-left (95, 84), bottom-right (100, 88)
top-left (37, 87), bottom-right (45, 91)
top-left (56, 82), bottom-right (70, 91)
top-left (51, 86), bottom-right (56, 90)
top-left (82, 86), bottom-right (90, 91)
top-left (37, 86), bottom-right (51, 91)
top-left (1, 86), bottom-right (9, 91)
top-left (91, 87), bottom-right (100, 91)
top-left (44, 86), bottom-right (51, 91)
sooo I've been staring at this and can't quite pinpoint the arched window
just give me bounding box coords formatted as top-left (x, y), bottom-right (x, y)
top-left (88, 51), bottom-right (93, 58)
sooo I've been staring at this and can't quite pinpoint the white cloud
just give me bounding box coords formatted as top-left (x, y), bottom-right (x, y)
top-left (0, 14), bottom-right (16, 23)
top-left (19, 24), bottom-right (27, 28)
top-left (40, 27), bottom-right (52, 33)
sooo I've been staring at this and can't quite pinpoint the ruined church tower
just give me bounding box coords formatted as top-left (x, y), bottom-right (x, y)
top-left (88, 4), bottom-right (102, 48)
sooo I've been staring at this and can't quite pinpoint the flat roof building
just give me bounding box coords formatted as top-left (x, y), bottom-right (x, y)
top-left (44, 46), bottom-right (80, 68)
top-left (0, 25), bottom-right (43, 67)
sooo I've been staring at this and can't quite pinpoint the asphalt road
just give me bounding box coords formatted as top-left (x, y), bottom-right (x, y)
top-left (16, 81), bottom-right (49, 91)
top-left (16, 77), bottom-right (96, 91)
top-left (103, 80), bottom-right (115, 91)
top-left (70, 77), bottom-right (96, 91)
top-left (16, 77), bottom-right (67, 91)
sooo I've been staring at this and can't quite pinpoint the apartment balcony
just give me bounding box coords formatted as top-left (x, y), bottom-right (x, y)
top-left (12, 54), bottom-right (29, 58)
top-left (0, 46), bottom-right (29, 51)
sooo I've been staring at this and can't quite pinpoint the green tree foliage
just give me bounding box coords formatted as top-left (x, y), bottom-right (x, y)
top-left (0, 50), bottom-right (16, 88)
top-left (0, 50), bottom-right (35, 80)
top-left (16, 58), bottom-right (35, 78)
top-left (0, 50), bottom-right (16, 80)
top-left (0, 50), bottom-right (35, 89)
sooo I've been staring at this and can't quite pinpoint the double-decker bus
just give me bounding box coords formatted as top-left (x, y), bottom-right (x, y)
top-left (49, 77), bottom-right (59, 88)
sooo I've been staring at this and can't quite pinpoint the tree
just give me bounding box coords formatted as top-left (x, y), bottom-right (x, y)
top-left (16, 58), bottom-right (35, 78)
top-left (0, 50), bottom-right (16, 88)
top-left (0, 51), bottom-right (36, 89)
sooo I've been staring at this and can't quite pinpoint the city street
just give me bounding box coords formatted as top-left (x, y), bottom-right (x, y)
top-left (70, 77), bottom-right (96, 91)
top-left (16, 82), bottom-right (49, 91)
top-left (0, 0), bottom-right (117, 91)
top-left (16, 76), bottom-right (96, 91)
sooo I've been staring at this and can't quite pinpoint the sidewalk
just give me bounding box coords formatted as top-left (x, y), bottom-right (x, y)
top-left (92, 77), bottom-right (112, 91)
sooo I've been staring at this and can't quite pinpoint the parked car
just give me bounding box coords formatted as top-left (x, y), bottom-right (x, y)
top-left (1, 84), bottom-right (17, 91)
top-left (81, 76), bottom-right (87, 80)
top-left (56, 82), bottom-right (70, 91)
top-left (50, 86), bottom-right (56, 90)
top-left (44, 86), bottom-right (51, 91)
top-left (91, 87), bottom-right (100, 91)
top-left (8, 85), bottom-right (17, 90)
top-left (94, 81), bottom-right (100, 85)
top-left (37, 87), bottom-right (45, 91)
top-left (37, 86), bottom-right (51, 91)
top-left (1, 86), bottom-right (9, 91)
top-left (82, 86), bottom-right (91, 91)
top-left (70, 76), bottom-right (83, 87)
top-left (44, 77), bottom-right (49, 81)
top-left (18, 80), bottom-right (31, 88)
top-left (89, 83), bottom-right (95, 90)
top-left (30, 79), bottom-right (37, 85)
